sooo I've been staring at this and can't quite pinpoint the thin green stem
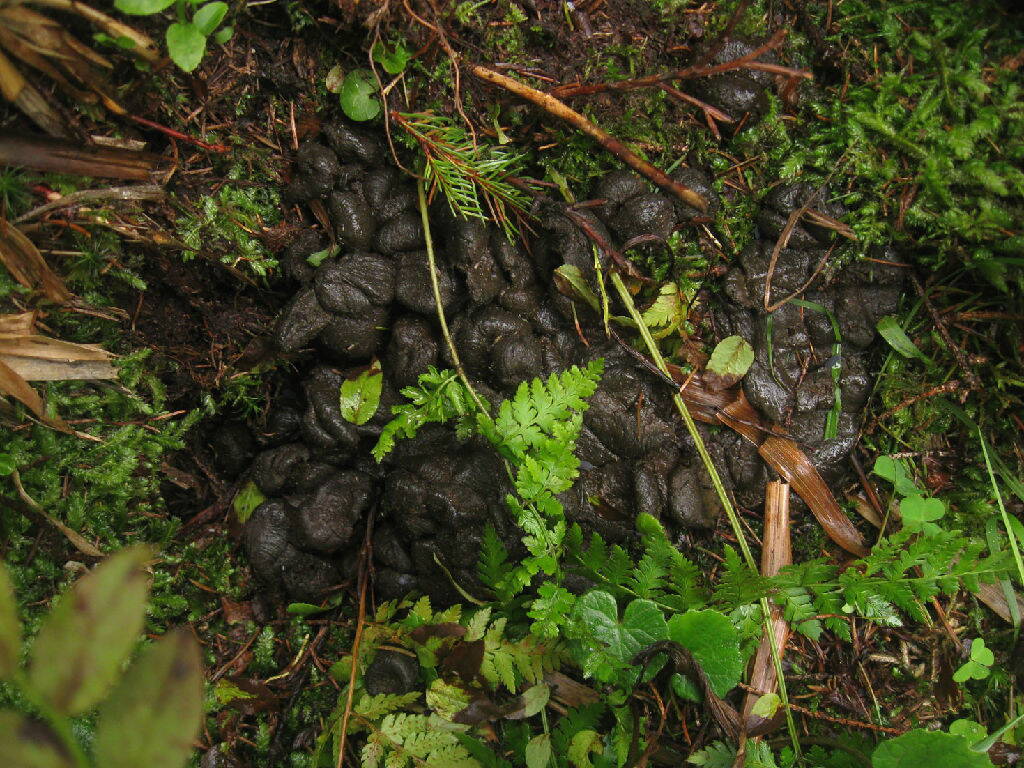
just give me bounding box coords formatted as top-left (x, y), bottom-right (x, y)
top-left (416, 179), bottom-right (490, 418)
top-left (609, 272), bottom-right (801, 762)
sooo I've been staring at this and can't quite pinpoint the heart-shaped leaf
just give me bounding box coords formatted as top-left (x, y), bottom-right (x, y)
top-left (372, 41), bottom-right (411, 75)
top-left (571, 591), bottom-right (667, 683)
top-left (27, 546), bottom-right (150, 715)
top-left (340, 69), bottom-right (381, 121)
top-left (93, 628), bottom-right (203, 768)
top-left (900, 495), bottom-right (945, 534)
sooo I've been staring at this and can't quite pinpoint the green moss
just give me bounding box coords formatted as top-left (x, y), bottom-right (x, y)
top-left (175, 158), bottom-right (281, 277)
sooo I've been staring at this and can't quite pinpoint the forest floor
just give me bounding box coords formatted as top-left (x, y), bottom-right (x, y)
top-left (0, 1), bottom-right (1022, 767)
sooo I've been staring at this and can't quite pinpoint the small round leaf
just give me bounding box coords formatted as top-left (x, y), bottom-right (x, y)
top-left (166, 23), bottom-right (207, 73)
top-left (339, 69), bottom-right (381, 121)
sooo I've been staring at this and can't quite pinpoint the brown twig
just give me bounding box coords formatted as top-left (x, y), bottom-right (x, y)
top-left (16, 184), bottom-right (164, 223)
top-left (127, 113), bottom-right (231, 153)
top-left (469, 64), bottom-right (708, 213)
top-left (864, 380), bottom-right (962, 435)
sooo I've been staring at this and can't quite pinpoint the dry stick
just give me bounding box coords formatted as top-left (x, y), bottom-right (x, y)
top-left (741, 482), bottom-right (793, 738)
top-left (469, 64), bottom-right (709, 214)
top-left (16, 184), bottom-right (165, 223)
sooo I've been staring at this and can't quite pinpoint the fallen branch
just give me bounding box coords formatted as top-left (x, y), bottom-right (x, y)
top-left (16, 184), bottom-right (165, 223)
top-left (469, 64), bottom-right (709, 213)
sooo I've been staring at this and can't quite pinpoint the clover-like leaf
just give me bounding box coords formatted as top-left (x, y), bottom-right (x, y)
top-left (705, 335), bottom-right (754, 390)
top-left (339, 363), bottom-right (383, 425)
top-left (666, 609), bottom-right (743, 701)
top-left (372, 41), bottom-right (412, 75)
top-left (93, 628), bottom-right (203, 768)
top-left (166, 23), bottom-right (206, 73)
top-left (872, 729), bottom-right (994, 768)
top-left (340, 69), bottom-right (381, 122)
top-left (27, 545), bottom-right (151, 715)
top-left (873, 455), bottom-right (921, 497)
top-left (0, 712), bottom-right (74, 768)
top-left (900, 495), bottom-right (946, 535)
top-left (970, 638), bottom-right (994, 666)
top-left (0, 561), bottom-right (20, 680)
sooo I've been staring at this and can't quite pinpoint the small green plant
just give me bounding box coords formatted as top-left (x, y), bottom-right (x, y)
top-left (393, 112), bottom-right (532, 239)
top-left (0, 547), bottom-right (203, 768)
top-left (954, 637), bottom-right (994, 683)
top-left (114, 0), bottom-right (233, 72)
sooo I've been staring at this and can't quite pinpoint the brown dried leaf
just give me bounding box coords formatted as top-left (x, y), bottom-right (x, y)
top-left (0, 356), bottom-right (73, 434)
top-left (742, 481), bottom-right (792, 737)
top-left (0, 334), bottom-right (116, 381)
top-left (0, 220), bottom-right (72, 303)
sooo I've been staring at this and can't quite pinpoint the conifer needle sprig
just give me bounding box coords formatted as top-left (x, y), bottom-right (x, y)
top-left (393, 110), bottom-right (531, 239)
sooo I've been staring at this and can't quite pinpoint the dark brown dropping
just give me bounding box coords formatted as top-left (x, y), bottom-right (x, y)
top-left (374, 211), bottom-right (424, 254)
top-left (322, 123), bottom-right (383, 166)
top-left (329, 191), bottom-right (375, 251)
top-left (273, 287), bottom-right (331, 352)
top-left (291, 471), bottom-right (371, 553)
top-left (314, 253), bottom-right (396, 315)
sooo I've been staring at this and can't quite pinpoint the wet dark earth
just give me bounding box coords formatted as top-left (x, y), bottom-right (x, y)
top-left (218, 56), bottom-right (905, 608)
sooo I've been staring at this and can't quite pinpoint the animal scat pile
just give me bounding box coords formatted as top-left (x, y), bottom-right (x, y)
top-left (226, 44), bottom-right (904, 607)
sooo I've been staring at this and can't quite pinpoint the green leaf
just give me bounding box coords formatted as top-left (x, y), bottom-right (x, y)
top-left (212, 679), bottom-right (256, 708)
top-left (0, 561), bottom-right (20, 680)
top-left (876, 316), bottom-right (932, 364)
top-left (27, 545), bottom-right (151, 715)
top-left (340, 69), bottom-right (381, 121)
top-left (192, 2), bottom-right (228, 36)
top-left (0, 711), bottom-right (74, 768)
top-left (751, 692), bottom-right (782, 719)
top-left (872, 729), bottom-right (994, 768)
top-left (970, 638), bottom-right (994, 666)
top-left (900, 495), bottom-right (946, 535)
top-left (426, 679), bottom-right (472, 721)
top-left (553, 264), bottom-right (599, 311)
top-left (704, 335), bottom-right (754, 390)
top-left (873, 455), bottom-right (922, 498)
top-left (165, 23), bottom-right (207, 73)
top-left (212, 25), bottom-right (233, 45)
top-left (339, 364), bottom-right (383, 425)
top-left (572, 591), bottom-right (667, 671)
top-left (0, 453), bottom-right (16, 475)
top-left (525, 733), bottom-right (552, 768)
top-left (567, 730), bottom-right (601, 768)
top-left (949, 720), bottom-right (988, 744)
top-left (372, 41), bottom-right (412, 75)
top-left (114, 0), bottom-right (175, 14)
top-left (286, 602), bottom-right (328, 617)
top-left (232, 481), bottom-right (265, 524)
top-left (93, 629), bottom-right (203, 768)
top-left (518, 683), bottom-right (550, 719)
top-left (666, 610), bottom-right (743, 700)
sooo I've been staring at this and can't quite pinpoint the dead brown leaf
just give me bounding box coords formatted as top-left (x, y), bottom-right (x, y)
top-left (0, 220), bottom-right (72, 303)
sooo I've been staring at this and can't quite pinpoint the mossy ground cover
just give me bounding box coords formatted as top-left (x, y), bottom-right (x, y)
top-left (0, 0), bottom-right (1022, 765)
